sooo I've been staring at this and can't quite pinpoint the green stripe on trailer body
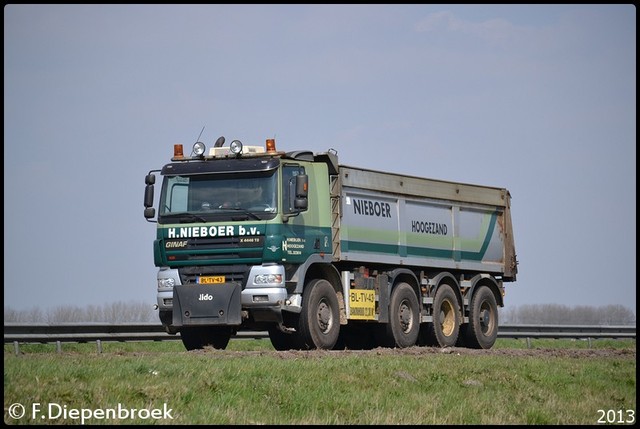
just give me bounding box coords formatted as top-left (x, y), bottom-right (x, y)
top-left (342, 212), bottom-right (497, 260)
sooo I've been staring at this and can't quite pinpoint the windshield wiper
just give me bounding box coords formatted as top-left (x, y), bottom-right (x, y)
top-left (177, 214), bottom-right (208, 223)
top-left (220, 207), bottom-right (261, 220)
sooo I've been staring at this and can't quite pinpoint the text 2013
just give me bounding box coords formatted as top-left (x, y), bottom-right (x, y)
top-left (597, 409), bottom-right (635, 424)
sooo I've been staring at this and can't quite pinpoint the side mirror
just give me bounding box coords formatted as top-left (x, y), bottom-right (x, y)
top-left (294, 174), bottom-right (308, 210)
top-left (144, 174), bottom-right (156, 219)
top-left (144, 184), bottom-right (154, 209)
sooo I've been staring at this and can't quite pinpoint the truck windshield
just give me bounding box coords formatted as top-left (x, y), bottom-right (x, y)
top-left (158, 171), bottom-right (277, 222)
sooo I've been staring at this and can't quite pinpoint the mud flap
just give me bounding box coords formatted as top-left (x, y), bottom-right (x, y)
top-left (172, 283), bottom-right (242, 327)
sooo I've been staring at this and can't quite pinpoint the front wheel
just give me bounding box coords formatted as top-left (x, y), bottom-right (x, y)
top-left (298, 279), bottom-right (340, 350)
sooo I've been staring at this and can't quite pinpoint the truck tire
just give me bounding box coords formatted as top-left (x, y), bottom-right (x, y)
top-left (298, 278), bottom-right (340, 350)
top-left (464, 285), bottom-right (499, 349)
top-left (428, 284), bottom-right (460, 347)
top-left (376, 282), bottom-right (420, 348)
top-left (180, 326), bottom-right (232, 351)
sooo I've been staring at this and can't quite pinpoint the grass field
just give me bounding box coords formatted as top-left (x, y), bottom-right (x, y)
top-left (4, 338), bottom-right (636, 425)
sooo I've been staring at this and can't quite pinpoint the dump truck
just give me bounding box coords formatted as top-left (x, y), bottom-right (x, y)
top-left (143, 136), bottom-right (518, 351)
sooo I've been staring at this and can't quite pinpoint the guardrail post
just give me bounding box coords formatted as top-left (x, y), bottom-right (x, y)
top-left (526, 337), bottom-right (531, 349)
top-left (13, 341), bottom-right (20, 356)
top-left (97, 340), bottom-right (102, 354)
top-left (56, 341), bottom-right (62, 353)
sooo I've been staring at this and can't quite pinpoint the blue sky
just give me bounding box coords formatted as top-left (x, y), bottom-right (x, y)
top-left (4, 4), bottom-right (636, 315)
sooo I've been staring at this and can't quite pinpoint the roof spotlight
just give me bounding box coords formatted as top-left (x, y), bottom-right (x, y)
top-left (230, 140), bottom-right (243, 155)
top-left (192, 141), bottom-right (206, 157)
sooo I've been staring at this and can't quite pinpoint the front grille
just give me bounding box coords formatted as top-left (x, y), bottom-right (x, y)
top-left (179, 264), bottom-right (250, 287)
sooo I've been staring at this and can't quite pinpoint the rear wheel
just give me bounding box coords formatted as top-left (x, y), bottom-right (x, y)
top-left (180, 326), bottom-right (232, 351)
top-left (376, 282), bottom-right (420, 348)
top-left (298, 279), bottom-right (340, 350)
top-left (428, 284), bottom-right (460, 347)
top-left (464, 285), bottom-right (499, 349)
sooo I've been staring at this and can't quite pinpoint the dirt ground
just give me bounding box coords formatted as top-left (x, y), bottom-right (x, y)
top-left (192, 346), bottom-right (636, 359)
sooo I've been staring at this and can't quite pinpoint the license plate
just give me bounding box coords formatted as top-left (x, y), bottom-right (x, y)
top-left (197, 275), bottom-right (225, 284)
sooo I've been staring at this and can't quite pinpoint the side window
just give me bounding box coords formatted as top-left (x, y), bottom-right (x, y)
top-left (282, 164), bottom-right (306, 214)
top-left (161, 176), bottom-right (189, 214)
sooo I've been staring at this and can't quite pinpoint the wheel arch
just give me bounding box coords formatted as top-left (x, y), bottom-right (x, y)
top-left (289, 255), bottom-right (341, 294)
top-left (386, 268), bottom-right (420, 297)
top-left (466, 274), bottom-right (503, 308)
top-left (304, 262), bottom-right (342, 293)
top-left (429, 271), bottom-right (463, 312)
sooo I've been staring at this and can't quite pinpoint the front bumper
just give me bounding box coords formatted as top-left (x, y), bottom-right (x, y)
top-left (157, 265), bottom-right (288, 328)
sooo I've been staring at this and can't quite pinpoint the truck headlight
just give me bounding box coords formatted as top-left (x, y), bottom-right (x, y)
top-left (158, 278), bottom-right (176, 288)
top-left (254, 274), bottom-right (283, 285)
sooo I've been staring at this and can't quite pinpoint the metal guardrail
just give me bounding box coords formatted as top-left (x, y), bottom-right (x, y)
top-left (497, 324), bottom-right (636, 339)
top-left (3, 323), bottom-right (636, 344)
top-left (3, 323), bottom-right (264, 344)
